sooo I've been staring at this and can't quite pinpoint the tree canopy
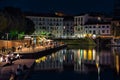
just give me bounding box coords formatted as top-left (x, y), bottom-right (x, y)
top-left (0, 7), bottom-right (35, 40)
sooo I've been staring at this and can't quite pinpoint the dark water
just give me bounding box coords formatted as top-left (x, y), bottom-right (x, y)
top-left (27, 46), bottom-right (120, 80)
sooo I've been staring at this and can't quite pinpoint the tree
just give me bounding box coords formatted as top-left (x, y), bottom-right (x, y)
top-left (0, 7), bottom-right (35, 39)
top-left (24, 18), bottom-right (35, 34)
top-left (0, 12), bottom-right (8, 32)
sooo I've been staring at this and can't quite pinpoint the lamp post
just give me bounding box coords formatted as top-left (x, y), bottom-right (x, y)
top-left (6, 33), bottom-right (9, 51)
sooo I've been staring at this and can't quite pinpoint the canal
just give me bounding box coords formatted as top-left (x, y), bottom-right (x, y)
top-left (27, 45), bottom-right (120, 80)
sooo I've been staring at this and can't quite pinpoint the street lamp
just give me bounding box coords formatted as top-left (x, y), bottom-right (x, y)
top-left (6, 33), bottom-right (9, 51)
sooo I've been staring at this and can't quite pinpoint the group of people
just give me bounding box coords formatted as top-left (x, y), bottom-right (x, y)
top-left (0, 51), bottom-right (20, 64)
top-left (9, 64), bottom-right (29, 80)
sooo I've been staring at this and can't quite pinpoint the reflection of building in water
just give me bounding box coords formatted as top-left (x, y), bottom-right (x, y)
top-left (35, 48), bottom-right (116, 72)
top-left (115, 55), bottom-right (119, 74)
top-left (74, 49), bottom-right (96, 64)
top-left (99, 51), bottom-right (114, 66)
top-left (63, 49), bottom-right (74, 64)
top-left (112, 47), bottom-right (120, 74)
top-left (74, 49), bottom-right (97, 72)
top-left (34, 51), bottom-right (64, 71)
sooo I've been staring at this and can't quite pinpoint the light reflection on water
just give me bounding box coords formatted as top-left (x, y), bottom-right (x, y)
top-left (29, 46), bottom-right (120, 80)
top-left (35, 47), bottom-right (119, 73)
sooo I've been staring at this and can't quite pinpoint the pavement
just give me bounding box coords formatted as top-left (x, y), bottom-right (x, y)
top-left (14, 44), bottom-right (59, 54)
top-left (0, 44), bottom-right (65, 80)
top-left (0, 59), bottom-right (35, 80)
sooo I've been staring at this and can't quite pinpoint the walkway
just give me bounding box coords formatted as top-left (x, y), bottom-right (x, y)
top-left (0, 43), bottom-right (66, 80)
top-left (14, 44), bottom-right (63, 54)
top-left (0, 59), bottom-right (35, 80)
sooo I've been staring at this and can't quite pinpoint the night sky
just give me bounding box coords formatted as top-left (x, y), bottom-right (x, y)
top-left (0, 0), bottom-right (114, 15)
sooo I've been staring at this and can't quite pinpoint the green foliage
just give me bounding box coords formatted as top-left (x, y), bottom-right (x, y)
top-left (0, 14), bottom-right (8, 31)
top-left (24, 18), bottom-right (35, 34)
top-left (18, 32), bottom-right (25, 39)
top-left (0, 7), bottom-right (35, 39)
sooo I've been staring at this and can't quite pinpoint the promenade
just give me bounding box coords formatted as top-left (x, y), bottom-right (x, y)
top-left (0, 43), bottom-right (66, 80)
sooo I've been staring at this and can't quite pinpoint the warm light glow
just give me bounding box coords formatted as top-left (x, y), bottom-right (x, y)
top-left (92, 34), bottom-right (96, 39)
top-left (63, 55), bottom-right (66, 61)
top-left (96, 63), bottom-right (99, 68)
top-left (77, 49), bottom-right (80, 58)
top-left (35, 56), bottom-right (47, 63)
top-left (88, 49), bottom-right (92, 60)
top-left (83, 50), bottom-right (87, 60)
top-left (116, 55), bottom-right (119, 74)
top-left (93, 49), bottom-right (96, 60)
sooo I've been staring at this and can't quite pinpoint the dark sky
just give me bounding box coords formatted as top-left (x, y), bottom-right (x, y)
top-left (0, 0), bottom-right (114, 15)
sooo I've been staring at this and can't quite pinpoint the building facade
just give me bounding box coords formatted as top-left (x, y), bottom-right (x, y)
top-left (63, 16), bottom-right (74, 38)
top-left (26, 13), bottom-right (64, 38)
top-left (25, 13), bottom-right (112, 39)
top-left (74, 14), bottom-right (89, 38)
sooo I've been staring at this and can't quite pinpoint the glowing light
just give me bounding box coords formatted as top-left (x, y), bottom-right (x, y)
top-left (93, 49), bottom-right (96, 60)
top-left (80, 49), bottom-right (83, 58)
top-left (88, 49), bottom-right (92, 60)
top-left (35, 56), bottom-right (47, 63)
top-left (77, 49), bottom-right (80, 57)
top-left (116, 55), bottom-right (119, 74)
top-left (96, 63), bottom-right (99, 68)
top-left (63, 55), bottom-right (66, 61)
top-left (92, 34), bottom-right (96, 39)
top-left (83, 50), bottom-right (87, 60)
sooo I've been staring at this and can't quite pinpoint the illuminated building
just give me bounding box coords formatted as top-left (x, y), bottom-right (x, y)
top-left (25, 13), bottom-right (64, 38)
top-left (63, 16), bottom-right (74, 38)
top-left (25, 12), bottom-right (112, 38)
top-left (74, 14), bottom-right (88, 38)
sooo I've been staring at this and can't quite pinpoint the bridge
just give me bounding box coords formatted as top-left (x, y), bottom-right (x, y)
top-left (92, 35), bottom-right (120, 47)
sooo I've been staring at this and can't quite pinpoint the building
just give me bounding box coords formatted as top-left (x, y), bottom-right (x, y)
top-left (63, 16), bottom-right (74, 38)
top-left (25, 13), bottom-right (64, 38)
top-left (85, 22), bottom-right (111, 37)
top-left (25, 12), bottom-right (112, 39)
top-left (74, 14), bottom-right (89, 38)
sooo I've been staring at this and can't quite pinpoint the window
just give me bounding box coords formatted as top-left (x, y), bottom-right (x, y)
top-left (89, 30), bottom-right (92, 33)
top-left (102, 26), bottom-right (105, 28)
top-left (106, 26), bottom-right (109, 28)
top-left (85, 26), bottom-right (88, 28)
top-left (39, 18), bottom-right (41, 21)
top-left (78, 28), bottom-right (80, 31)
top-left (81, 17), bottom-right (83, 22)
top-left (102, 30), bottom-right (105, 33)
top-left (93, 30), bottom-right (96, 34)
top-left (39, 22), bottom-right (42, 25)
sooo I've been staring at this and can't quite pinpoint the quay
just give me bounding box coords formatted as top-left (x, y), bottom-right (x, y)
top-left (0, 43), bottom-right (67, 80)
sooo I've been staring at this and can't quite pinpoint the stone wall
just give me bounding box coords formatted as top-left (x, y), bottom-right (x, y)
top-left (0, 40), bottom-right (23, 49)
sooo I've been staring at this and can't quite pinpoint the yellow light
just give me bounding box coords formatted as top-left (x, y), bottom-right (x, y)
top-left (88, 49), bottom-right (92, 60)
top-left (35, 59), bottom-right (40, 63)
top-left (96, 63), bottom-right (99, 68)
top-left (35, 56), bottom-right (47, 63)
top-left (83, 50), bottom-right (87, 60)
top-left (116, 55), bottom-right (119, 74)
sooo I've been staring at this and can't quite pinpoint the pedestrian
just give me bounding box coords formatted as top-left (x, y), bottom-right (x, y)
top-left (23, 64), bottom-right (29, 71)
top-left (9, 73), bottom-right (16, 80)
top-left (17, 64), bottom-right (23, 71)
